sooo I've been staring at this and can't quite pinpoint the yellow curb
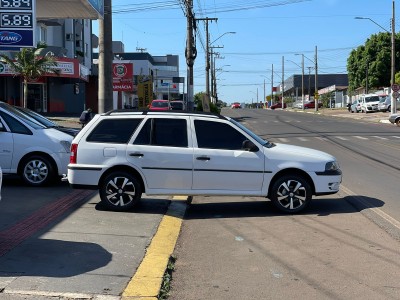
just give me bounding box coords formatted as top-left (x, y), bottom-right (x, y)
top-left (122, 197), bottom-right (187, 299)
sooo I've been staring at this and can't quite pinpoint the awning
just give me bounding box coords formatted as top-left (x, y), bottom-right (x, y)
top-left (36, 0), bottom-right (104, 20)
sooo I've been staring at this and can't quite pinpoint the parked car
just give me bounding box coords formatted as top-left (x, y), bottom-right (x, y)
top-left (360, 94), bottom-right (380, 113)
top-left (66, 110), bottom-right (342, 214)
top-left (13, 106), bottom-right (80, 136)
top-left (388, 113), bottom-right (400, 126)
top-left (302, 101), bottom-right (323, 109)
top-left (270, 102), bottom-right (287, 109)
top-left (350, 99), bottom-right (362, 113)
top-left (231, 102), bottom-right (241, 109)
top-left (0, 101), bottom-right (73, 186)
top-left (170, 100), bottom-right (186, 111)
top-left (149, 100), bottom-right (171, 111)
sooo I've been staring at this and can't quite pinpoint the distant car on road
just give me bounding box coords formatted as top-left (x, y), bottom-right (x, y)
top-left (298, 101), bottom-right (323, 109)
top-left (149, 100), bottom-right (171, 111)
top-left (231, 102), bottom-right (241, 109)
top-left (270, 102), bottom-right (287, 109)
top-left (170, 100), bottom-right (186, 111)
top-left (389, 113), bottom-right (400, 126)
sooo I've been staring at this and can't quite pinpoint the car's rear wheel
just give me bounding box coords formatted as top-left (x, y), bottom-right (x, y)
top-left (99, 171), bottom-right (142, 211)
top-left (20, 155), bottom-right (55, 186)
top-left (270, 175), bottom-right (312, 213)
top-left (396, 118), bottom-right (400, 127)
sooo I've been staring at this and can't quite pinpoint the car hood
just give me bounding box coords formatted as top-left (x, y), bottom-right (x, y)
top-left (265, 143), bottom-right (336, 171)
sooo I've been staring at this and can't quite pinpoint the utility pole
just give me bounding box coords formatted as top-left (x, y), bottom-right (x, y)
top-left (271, 64), bottom-right (274, 106)
top-left (98, 0), bottom-right (113, 113)
top-left (314, 46), bottom-right (318, 112)
top-left (301, 54), bottom-right (304, 109)
top-left (391, 0), bottom-right (397, 114)
top-left (185, 0), bottom-right (196, 111)
top-left (197, 17), bottom-right (217, 98)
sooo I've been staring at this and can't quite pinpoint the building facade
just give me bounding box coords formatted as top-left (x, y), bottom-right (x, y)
top-left (0, 19), bottom-right (93, 114)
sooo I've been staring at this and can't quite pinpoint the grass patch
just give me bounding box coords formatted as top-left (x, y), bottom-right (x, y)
top-left (158, 255), bottom-right (176, 299)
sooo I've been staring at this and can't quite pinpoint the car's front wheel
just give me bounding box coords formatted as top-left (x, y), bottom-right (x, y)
top-left (270, 175), bottom-right (312, 213)
top-left (20, 155), bottom-right (55, 186)
top-left (396, 118), bottom-right (400, 127)
top-left (99, 171), bottom-right (142, 211)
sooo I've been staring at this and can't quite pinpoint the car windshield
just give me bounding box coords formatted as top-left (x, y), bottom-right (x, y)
top-left (0, 102), bottom-right (47, 129)
top-left (365, 96), bottom-right (379, 102)
top-left (15, 107), bottom-right (58, 128)
top-left (152, 101), bottom-right (168, 107)
top-left (228, 117), bottom-right (273, 148)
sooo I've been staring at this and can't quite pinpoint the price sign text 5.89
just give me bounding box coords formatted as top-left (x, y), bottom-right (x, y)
top-left (0, 12), bottom-right (32, 28)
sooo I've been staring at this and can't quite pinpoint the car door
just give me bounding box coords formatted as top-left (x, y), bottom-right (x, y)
top-left (191, 117), bottom-right (264, 194)
top-left (128, 116), bottom-right (193, 191)
top-left (0, 115), bottom-right (13, 172)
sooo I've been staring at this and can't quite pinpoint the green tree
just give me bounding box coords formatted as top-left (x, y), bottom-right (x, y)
top-left (0, 46), bottom-right (60, 108)
top-left (347, 32), bottom-right (400, 92)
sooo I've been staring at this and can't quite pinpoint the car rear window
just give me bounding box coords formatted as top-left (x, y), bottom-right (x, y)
top-left (86, 118), bottom-right (143, 143)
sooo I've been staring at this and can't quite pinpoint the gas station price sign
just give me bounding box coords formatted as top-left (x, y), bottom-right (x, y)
top-left (0, 0), bottom-right (35, 48)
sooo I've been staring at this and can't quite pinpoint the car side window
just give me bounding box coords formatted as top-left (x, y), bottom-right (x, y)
top-left (133, 118), bottom-right (188, 147)
top-left (86, 118), bottom-right (143, 143)
top-left (0, 111), bottom-right (32, 135)
top-left (194, 120), bottom-right (248, 150)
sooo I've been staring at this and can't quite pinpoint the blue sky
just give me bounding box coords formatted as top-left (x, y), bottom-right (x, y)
top-left (93, 0), bottom-right (396, 104)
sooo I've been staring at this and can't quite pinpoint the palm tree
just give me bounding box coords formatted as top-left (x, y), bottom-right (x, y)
top-left (0, 46), bottom-right (60, 108)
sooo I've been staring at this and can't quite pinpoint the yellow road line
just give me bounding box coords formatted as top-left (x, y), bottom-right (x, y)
top-left (122, 197), bottom-right (187, 299)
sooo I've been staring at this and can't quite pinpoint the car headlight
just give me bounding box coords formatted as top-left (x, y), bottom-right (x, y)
top-left (60, 141), bottom-right (72, 153)
top-left (325, 161), bottom-right (340, 172)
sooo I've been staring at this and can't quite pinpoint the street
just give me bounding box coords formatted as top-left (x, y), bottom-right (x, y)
top-left (0, 108), bottom-right (400, 299)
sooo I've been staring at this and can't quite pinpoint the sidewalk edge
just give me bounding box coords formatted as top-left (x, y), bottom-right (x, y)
top-left (121, 196), bottom-right (188, 299)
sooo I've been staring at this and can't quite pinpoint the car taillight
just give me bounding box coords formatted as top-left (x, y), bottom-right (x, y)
top-left (70, 143), bottom-right (78, 164)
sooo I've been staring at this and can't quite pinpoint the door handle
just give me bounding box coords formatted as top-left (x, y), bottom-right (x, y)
top-left (196, 156), bottom-right (210, 161)
top-left (129, 153), bottom-right (144, 157)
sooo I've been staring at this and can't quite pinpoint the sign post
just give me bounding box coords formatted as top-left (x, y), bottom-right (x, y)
top-left (0, 0), bottom-right (36, 49)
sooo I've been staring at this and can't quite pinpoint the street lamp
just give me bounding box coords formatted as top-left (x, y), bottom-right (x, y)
top-left (354, 17), bottom-right (389, 33)
top-left (211, 31), bottom-right (236, 45)
top-left (296, 52), bottom-right (318, 111)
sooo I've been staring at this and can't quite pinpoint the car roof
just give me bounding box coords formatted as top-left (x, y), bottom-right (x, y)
top-left (104, 109), bottom-right (227, 120)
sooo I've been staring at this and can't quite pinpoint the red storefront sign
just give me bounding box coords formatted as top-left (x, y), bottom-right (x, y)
top-left (113, 63), bottom-right (134, 91)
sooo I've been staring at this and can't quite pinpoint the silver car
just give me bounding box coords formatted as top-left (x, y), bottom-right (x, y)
top-left (378, 96), bottom-right (391, 112)
top-left (389, 114), bottom-right (400, 126)
top-left (350, 99), bottom-right (362, 113)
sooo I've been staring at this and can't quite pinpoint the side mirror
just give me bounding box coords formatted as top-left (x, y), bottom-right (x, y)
top-left (242, 140), bottom-right (259, 152)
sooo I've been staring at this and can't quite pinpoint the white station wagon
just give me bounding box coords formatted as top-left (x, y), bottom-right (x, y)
top-left (66, 110), bottom-right (342, 213)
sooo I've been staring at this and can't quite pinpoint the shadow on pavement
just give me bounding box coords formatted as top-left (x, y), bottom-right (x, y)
top-left (183, 195), bottom-right (384, 220)
top-left (0, 239), bottom-right (112, 278)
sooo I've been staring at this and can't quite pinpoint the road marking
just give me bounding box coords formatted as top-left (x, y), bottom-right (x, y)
top-left (335, 136), bottom-right (348, 140)
top-left (354, 136), bottom-right (368, 140)
top-left (297, 137), bottom-right (308, 141)
top-left (372, 136), bottom-right (387, 140)
top-left (122, 197), bottom-right (187, 299)
top-left (277, 138), bottom-right (289, 143)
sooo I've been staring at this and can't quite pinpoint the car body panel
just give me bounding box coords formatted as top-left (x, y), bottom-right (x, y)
top-left (360, 94), bottom-right (380, 113)
top-left (270, 102), bottom-right (287, 109)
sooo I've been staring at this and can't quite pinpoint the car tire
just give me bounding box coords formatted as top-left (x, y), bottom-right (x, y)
top-left (396, 118), bottom-right (400, 127)
top-left (20, 155), bottom-right (55, 186)
top-left (99, 171), bottom-right (142, 211)
top-left (270, 175), bottom-right (312, 213)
